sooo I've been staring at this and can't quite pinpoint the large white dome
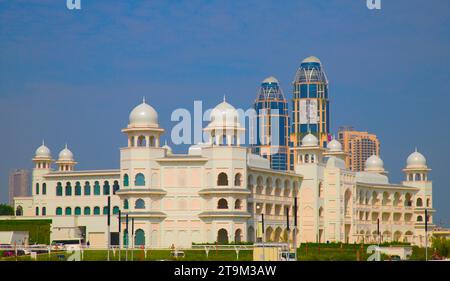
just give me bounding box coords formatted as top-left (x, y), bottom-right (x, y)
top-left (129, 99), bottom-right (159, 127)
top-left (327, 139), bottom-right (342, 152)
top-left (58, 145), bottom-right (74, 161)
top-left (365, 155), bottom-right (384, 171)
top-left (208, 99), bottom-right (240, 128)
top-left (406, 150), bottom-right (427, 168)
top-left (35, 141), bottom-right (51, 158)
top-left (301, 133), bottom-right (319, 147)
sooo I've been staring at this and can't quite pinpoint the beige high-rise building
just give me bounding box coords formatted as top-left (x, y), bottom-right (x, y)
top-left (9, 169), bottom-right (29, 206)
top-left (338, 127), bottom-right (380, 171)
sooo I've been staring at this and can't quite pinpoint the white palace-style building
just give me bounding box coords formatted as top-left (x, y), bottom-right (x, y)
top-left (13, 99), bottom-right (434, 248)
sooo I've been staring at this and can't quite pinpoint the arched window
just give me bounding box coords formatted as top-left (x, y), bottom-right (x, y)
top-left (15, 206), bottom-right (23, 216)
top-left (103, 206), bottom-right (109, 215)
top-left (56, 182), bottom-right (63, 196)
top-left (217, 198), bottom-right (228, 209)
top-left (426, 198), bottom-right (430, 207)
top-left (65, 182), bottom-right (72, 196)
top-left (417, 215), bottom-right (423, 222)
top-left (305, 154), bottom-right (309, 163)
top-left (65, 207), bottom-right (72, 216)
top-left (84, 207), bottom-right (91, 215)
top-left (42, 183), bottom-right (47, 195)
top-left (235, 229), bottom-right (242, 243)
top-left (75, 207), bottom-right (81, 216)
top-left (36, 183), bottom-right (40, 195)
top-left (135, 229), bottom-right (145, 246)
top-left (135, 199), bottom-right (145, 209)
top-left (123, 199), bottom-right (129, 210)
top-left (234, 199), bottom-right (242, 210)
top-left (94, 181), bottom-right (100, 195)
top-left (56, 207), bottom-right (62, 216)
top-left (137, 135), bottom-right (146, 147)
top-left (416, 198), bottom-right (423, 207)
top-left (93, 206), bottom-right (100, 215)
top-left (123, 174), bottom-right (129, 187)
top-left (113, 181), bottom-right (120, 194)
top-left (113, 206), bottom-right (119, 215)
top-left (75, 182), bottom-right (81, 196)
top-left (415, 173), bottom-right (421, 181)
top-left (217, 228), bottom-right (229, 244)
top-left (217, 173), bottom-right (228, 186)
top-left (135, 173), bottom-right (146, 186)
top-left (103, 181), bottom-right (110, 195)
top-left (84, 182), bottom-right (91, 195)
top-left (35, 207), bottom-right (39, 216)
top-left (319, 207), bottom-right (324, 217)
top-left (234, 173), bottom-right (242, 186)
top-left (42, 207), bottom-right (46, 216)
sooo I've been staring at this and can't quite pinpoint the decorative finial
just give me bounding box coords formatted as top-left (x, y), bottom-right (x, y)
top-left (165, 140), bottom-right (168, 146)
top-left (42, 139), bottom-right (45, 146)
top-left (143, 96), bottom-right (146, 104)
top-left (65, 143), bottom-right (68, 149)
top-left (415, 147), bottom-right (418, 152)
top-left (223, 95), bottom-right (226, 102)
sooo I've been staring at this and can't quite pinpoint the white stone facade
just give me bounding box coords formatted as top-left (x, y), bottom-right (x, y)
top-left (14, 100), bottom-right (434, 248)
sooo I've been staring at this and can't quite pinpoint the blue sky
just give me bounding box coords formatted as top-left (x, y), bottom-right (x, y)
top-left (0, 1), bottom-right (449, 225)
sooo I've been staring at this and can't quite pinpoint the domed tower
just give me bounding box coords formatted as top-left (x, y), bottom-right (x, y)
top-left (251, 76), bottom-right (291, 170)
top-left (32, 141), bottom-right (53, 195)
top-left (402, 149), bottom-right (434, 246)
top-left (33, 140), bottom-right (53, 170)
top-left (323, 138), bottom-right (347, 161)
top-left (123, 98), bottom-right (164, 148)
top-left (204, 97), bottom-right (245, 146)
top-left (56, 144), bottom-right (76, 171)
top-left (291, 56), bottom-right (330, 149)
top-left (294, 133), bottom-right (326, 166)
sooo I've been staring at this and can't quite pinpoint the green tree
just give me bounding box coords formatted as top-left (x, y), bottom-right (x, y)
top-left (0, 204), bottom-right (14, 216)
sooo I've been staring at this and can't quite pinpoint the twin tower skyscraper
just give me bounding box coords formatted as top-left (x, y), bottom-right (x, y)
top-left (251, 56), bottom-right (330, 171)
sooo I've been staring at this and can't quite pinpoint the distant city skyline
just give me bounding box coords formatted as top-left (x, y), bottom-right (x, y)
top-left (8, 169), bottom-right (29, 206)
top-left (0, 1), bottom-right (448, 226)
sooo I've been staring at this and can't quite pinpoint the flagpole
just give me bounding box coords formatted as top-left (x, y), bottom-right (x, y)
top-left (107, 196), bottom-right (111, 261)
top-left (425, 209), bottom-right (428, 261)
top-left (118, 210), bottom-right (121, 261)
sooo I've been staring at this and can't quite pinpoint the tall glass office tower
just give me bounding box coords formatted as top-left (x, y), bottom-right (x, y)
top-left (252, 76), bottom-right (291, 171)
top-left (291, 56), bottom-right (330, 148)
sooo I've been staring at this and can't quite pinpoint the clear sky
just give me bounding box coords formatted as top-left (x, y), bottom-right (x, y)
top-left (0, 1), bottom-right (449, 225)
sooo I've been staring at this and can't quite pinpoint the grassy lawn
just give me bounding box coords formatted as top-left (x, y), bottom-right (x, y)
top-left (0, 243), bottom-right (427, 261)
top-left (297, 244), bottom-right (370, 261)
top-left (0, 249), bottom-right (253, 261)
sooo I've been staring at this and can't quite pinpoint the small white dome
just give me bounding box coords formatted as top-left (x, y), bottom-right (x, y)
top-left (301, 133), bottom-right (319, 147)
top-left (58, 145), bottom-right (74, 161)
top-left (262, 76), bottom-right (279, 84)
top-left (365, 155), bottom-right (384, 171)
top-left (208, 98), bottom-right (241, 128)
top-left (327, 139), bottom-right (342, 152)
top-left (406, 150), bottom-right (427, 168)
top-left (129, 99), bottom-right (158, 127)
top-left (302, 56), bottom-right (321, 64)
top-left (162, 141), bottom-right (172, 154)
top-left (35, 141), bottom-right (51, 158)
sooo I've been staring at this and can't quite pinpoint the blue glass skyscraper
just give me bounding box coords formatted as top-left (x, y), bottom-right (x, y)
top-left (252, 77), bottom-right (291, 171)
